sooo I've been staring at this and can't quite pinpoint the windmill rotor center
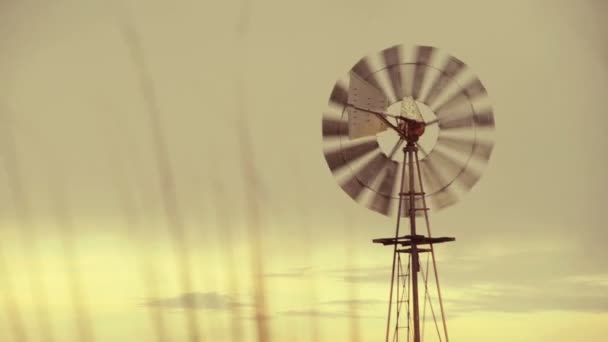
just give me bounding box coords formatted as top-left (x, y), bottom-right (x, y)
top-left (378, 100), bottom-right (439, 160)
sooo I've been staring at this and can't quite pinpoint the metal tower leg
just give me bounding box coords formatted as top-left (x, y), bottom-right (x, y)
top-left (376, 139), bottom-right (454, 342)
top-left (385, 145), bottom-right (409, 342)
top-left (406, 142), bottom-right (421, 342)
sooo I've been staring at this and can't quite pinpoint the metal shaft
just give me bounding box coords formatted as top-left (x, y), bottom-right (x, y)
top-left (385, 147), bottom-right (409, 342)
top-left (407, 142), bottom-right (421, 342)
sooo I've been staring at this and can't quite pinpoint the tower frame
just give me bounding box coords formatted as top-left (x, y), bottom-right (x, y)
top-left (373, 123), bottom-right (454, 342)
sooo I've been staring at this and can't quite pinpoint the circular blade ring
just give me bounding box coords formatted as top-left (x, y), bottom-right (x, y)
top-left (321, 44), bottom-right (496, 217)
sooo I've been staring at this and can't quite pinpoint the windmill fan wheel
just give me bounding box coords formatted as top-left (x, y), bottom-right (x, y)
top-left (322, 44), bottom-right (496, 217)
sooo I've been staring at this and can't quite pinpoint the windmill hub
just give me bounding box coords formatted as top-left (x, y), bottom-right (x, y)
top-left (399, 119), bottom-right (425, 141)
top-left (379, 100), bottom-right (439, 159)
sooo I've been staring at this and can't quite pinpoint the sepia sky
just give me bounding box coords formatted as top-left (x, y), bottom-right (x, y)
top-left (0, 0), bottom-right (607, 341)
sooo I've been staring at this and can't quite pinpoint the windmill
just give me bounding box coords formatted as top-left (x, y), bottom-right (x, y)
top-left (321, 44), bottom-right (495, 342)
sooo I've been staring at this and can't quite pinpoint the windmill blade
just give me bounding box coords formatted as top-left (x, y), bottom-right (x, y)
top-left (471, 109), bottom-right (496, 129)
top-left (351, 56), bottom-right (383, 94)
top-left (436, 135), bottom-right (494, 163)
top-left (435, 108), bottom-right (495, 132)
top-left (472, 139), bottom-right (495, 162)
top-left (436, 116), bottom-right (473, 130)
top-left (419, 156), bottom-right (459, 209)
top-left (411, 45), bottom-right (435, 100)
top-left (376, 160), bottom-right (400, 196)
top-left (422, 55), bottom-right (467, 108)
top-left (329, 83), bottom-right (349, 107)
top-left (368, 160), bottom-right (399, 216)
top-left (454, 166), bottom-right (483, 192)
top-left (420, 140), bottom-right (490, 204)
top-left (427, 187), bottom-right (459, 210)
top-left (435, 134), bottom-right (474, 156)
top-left (369, 194), bottom-right (391, 216)
top-left (450, 137), bottom-right (496, 191)
top-left (463, 78), bottom-right (487, 98)
top-left (419, 157), bottom-right (445, 193)
top-left (422, 148), bottom-right (464, 178)
top-left (322, 117), bottom-right (349, 138)
top-left (381, 45), bottom-right (403, 103)
top-left (433, 77), bottom-right (488, 114)
top-left (324, 140), bottom-right (380, 172)
top-left (340, 153), bottom-right (390, 200)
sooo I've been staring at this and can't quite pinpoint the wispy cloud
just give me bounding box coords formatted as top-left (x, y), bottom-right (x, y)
top-left (316, 248), bottom-right (608, 314)
top-left (279, 309), bottom-right (383, 320)
top-left (321, 299), bottom-right (384, 306)
top-left (319, 265), bottom-right (391, 283)
top-left (446, 279), bottom-right (608, 314)
top-left (266, 265), bottom-right (392, 283)
top-left (264, 266), bottom-right (313, 278)
top-left (143, 291), bottom-right (245, 311)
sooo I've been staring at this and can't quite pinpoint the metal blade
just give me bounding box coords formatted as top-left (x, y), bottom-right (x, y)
top-left (423, 55), bottom-right (467, 108)
top-left (329, 83), bottom-right (348, 107)
top-left (324, 140), bottom-right (380, 172)
top-left (463, 78), bottom-right (487, 98)
top-left (436, 135), bottom-right (494, 163)
top-left (369, 193), bottom-right (392, 216)
top-left (437, 108), bottom-right (495, 131)
top-left (382, 45), bottom-right (403, 103)
top-left (472, 139), bottom-right (495, 162)
top-left (377, 160), bottom-right (400, 196)
top-left (438, 116), bottom-right (473, 130)
top-left (434, 77), bottom-right (488, 114)
top-left (454, 167), bottom-right (482, 192)
top-left (428, 187), bottom-right (459, 210)
top-left (420, 138), bottom-right (492, 205)
top-left (420, 155), bottom-right (459, 209)
top-left (322, 117), bottom-right (349, 138)
top-left (452, 136), bottom-right (497, 191)
top-left (423, 148), bottom-right (464, 177)
top-left (471, 108), bottom-right (496, 129)
top-left (435, 134), bottom-right (474, 156)
top-left (411, 46), bottom-right (435, 100)
top-left (351, 56), bottom-right (383, 93)
top-left (368, 160), bottom-right (399, 215)
top-left (340, 153), bottom-right (390, 200)
top-left (419, 157), bottom-right (445, 193)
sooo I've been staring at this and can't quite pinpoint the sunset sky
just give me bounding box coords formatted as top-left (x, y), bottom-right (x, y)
top-left (0, 0), bottom-right (607, 341)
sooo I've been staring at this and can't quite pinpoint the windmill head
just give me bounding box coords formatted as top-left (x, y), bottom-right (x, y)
top-left (322, 44), bottom-right (496, 217)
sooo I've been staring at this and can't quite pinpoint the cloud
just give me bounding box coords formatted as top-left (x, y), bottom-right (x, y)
top-left (445, 280), bottom-right (608, 314)
top-left (143, 291), bottom-right (244, 310)
top-left (321, 299), bottom-right (385, 306)
top-left (279, 309), bottom-right (382, 320)
top-left (263, 265), bottom-right (391, 283)
top-left (264, 266), bottom-right (313, 278)
top-left (277, 298), bottom-right (386, 320)
top-left (320, 265), bottom-right (391, 284)
top-left (319, 248), bottom-right (608, 314)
